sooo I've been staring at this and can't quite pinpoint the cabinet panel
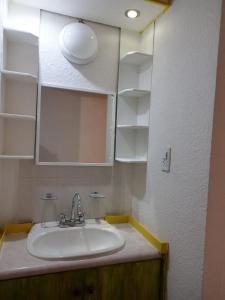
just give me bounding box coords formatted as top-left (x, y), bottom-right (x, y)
top-left (99, 259), bottom-right (161, 300)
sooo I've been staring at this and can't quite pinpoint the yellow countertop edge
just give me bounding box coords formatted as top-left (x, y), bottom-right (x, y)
top-left (0, 223), bottom-right (32, 249)
top-left (105, 215), bottom-right (169, 255)
top-left (3, 223), bottom-right (32, 234)
top-left (0, 231), bottom-right (6, 251)
top-left (0, 218), bottom-right (169, 255)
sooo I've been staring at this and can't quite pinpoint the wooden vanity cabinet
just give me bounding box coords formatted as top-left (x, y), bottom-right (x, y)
top-left (0, 259), bottom-right (162, 300)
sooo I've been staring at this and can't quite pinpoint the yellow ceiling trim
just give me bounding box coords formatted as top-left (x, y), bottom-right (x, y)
top-left (139, 4), bottom-right (170, 33)
top-left (145, 0), bottom-right (172, 7)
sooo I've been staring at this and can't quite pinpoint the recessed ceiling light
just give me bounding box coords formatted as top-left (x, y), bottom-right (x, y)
top-left (125, 9), bottom-right (140, 19)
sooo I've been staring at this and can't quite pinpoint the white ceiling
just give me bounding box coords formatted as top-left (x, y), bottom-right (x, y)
top-left (13, 0), bottom-right (164, 32)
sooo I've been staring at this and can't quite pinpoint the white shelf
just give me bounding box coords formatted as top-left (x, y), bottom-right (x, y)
top-left (0, 22), bottom-right (38, 161)
top-left (3, 27), bottom-right (39, 76)
top-left (0, 113), bottom-right (36, 157)
top-left (0, 155), bottom-right (34, 160)
top-left (116, 48), bottom-right (152, 164)
top-left (118, 88), bottom-right (150, 98)
top-left (3, 28), bottom-right (38, 46)
top-left (1, 70), bottom-right (37, 83)
top-left (0, 113), bottom-right (35, 121)
top-left (115, 157), bottom-right (147, 163)
top-left (120, 51), bottom-right (153, 66)
top-left (117, 125), bottom-right (149, 129)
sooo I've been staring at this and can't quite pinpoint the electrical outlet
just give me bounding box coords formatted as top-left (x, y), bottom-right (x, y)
top-left (161, 148), bottom-right (171, 173)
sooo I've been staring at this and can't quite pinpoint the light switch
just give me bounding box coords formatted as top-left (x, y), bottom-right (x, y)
top-left (161, 148), bottom-right (171, 173)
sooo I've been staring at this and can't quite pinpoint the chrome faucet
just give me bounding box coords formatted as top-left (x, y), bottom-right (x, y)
top-left (58, 192), bottom-right (85, 227)
top-left (71, 192), bottom-right (85, 223)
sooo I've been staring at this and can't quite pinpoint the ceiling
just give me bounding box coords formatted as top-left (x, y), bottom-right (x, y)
top-left (12, 0), bottom-right (166, 32)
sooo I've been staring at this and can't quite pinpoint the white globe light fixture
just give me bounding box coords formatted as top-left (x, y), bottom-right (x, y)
top-left (59, 21), bottom-right (98, 65)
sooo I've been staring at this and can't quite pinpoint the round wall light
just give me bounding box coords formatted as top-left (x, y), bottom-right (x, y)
top-left (125, 9), bottom-right (140, 19)
top-left (59, 21), bottom-right (98, 65)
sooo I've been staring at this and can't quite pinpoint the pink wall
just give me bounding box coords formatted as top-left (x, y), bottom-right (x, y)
top-left (202, 1), bottom-right (225, 299)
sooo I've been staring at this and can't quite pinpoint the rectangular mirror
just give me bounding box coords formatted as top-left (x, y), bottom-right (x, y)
top-left (36, 85), bottom-right (116, 166)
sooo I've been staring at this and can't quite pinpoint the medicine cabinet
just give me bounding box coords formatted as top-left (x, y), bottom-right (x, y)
top-left (36, 84), bottom-right (116, 166)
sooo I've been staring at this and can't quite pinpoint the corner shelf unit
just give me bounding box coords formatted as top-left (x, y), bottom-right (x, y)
top-left (116, 52), bottom-right (152, 164)
top-left (115, 157), bottom-right (148, 164)
top-left (118, 88), bottom-right (150, 98)
top-left (0, 113), bottom-right (36, 121)
top-left (0, 27), bottom-right (39, 160)
top-left (117, 125), bottom-right (149, 129)
top-left (1, 69), bottom-right (37, 83)
top-left (120, 51), bottom-right (152, 66)
top-left (0, 155), bottom-right (34, 160)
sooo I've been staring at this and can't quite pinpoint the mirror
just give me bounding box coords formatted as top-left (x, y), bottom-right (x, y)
top-left (36, 85), bottom-right (116, 166)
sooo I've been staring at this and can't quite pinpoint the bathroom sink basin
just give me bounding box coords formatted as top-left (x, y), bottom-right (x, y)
top-left (27, 220), bottom-right (125, 259)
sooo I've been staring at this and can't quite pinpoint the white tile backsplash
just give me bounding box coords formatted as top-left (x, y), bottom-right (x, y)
top-left (0, 160), bottom-right (131, 226)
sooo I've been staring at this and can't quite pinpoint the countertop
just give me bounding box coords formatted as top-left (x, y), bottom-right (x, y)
top-left (0, 223), bottom-right (160, 281)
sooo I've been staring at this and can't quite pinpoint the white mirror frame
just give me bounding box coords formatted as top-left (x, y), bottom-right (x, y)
top-left (35, 83), bottom-right (116, 167)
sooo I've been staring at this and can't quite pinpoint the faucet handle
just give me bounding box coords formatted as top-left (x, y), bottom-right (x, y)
top-left (58, 213), bottom-right (67, 226)
top-left (74, 192), bottom-right (81, 200)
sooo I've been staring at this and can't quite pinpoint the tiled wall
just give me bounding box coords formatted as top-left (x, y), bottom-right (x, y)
top-left (0, 160), bottom-right (131, 226)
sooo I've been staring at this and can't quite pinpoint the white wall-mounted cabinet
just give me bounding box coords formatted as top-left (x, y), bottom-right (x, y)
top-left (116, 51), bottom-right (152, 163)
top-left (0, 8), bottom-right (39, 160)
top-left (36, 84), bottom-right (116, 166)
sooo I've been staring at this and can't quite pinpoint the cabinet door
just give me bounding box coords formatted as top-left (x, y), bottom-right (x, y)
top-left (134, 260), bottom-right (161, 299)
top-left (0, 270), bottom-right (85, 300)
top-left (99, 259), bottom-right (161, 300)
top-left (0, 259), bottom-right (161, 300)
top-left (83, 268), bottom-right (100, 300)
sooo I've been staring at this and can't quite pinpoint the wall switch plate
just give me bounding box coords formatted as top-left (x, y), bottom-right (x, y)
top-left (161, 147), bottom-right (171, 173)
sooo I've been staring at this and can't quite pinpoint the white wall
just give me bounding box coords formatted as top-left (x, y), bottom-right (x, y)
top-left (40, 11), bottom-right (119, 94)
top-left (130, 0), bottom-right (222, 299)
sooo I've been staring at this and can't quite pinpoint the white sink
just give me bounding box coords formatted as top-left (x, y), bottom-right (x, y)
top-left (27, 220), bottom-right (125, 259)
